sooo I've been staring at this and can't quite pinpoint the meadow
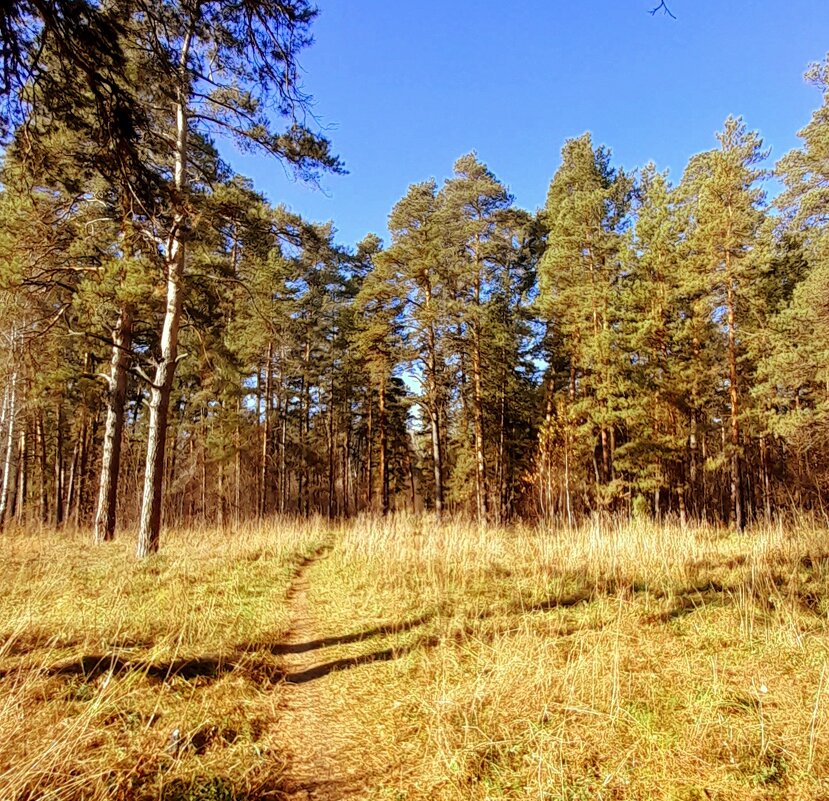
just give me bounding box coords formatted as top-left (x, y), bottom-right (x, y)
top-left (2, 516), bottom-right (828, 800)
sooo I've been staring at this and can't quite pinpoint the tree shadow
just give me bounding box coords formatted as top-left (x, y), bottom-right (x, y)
top-left (240, 613), bottom-right (432, 656)
top-left (283, 636), bottom-right (441, 684)
top-left (0, 652), bottom-right (284, 685)
top-left (0, 614), bottom-right (434, 687)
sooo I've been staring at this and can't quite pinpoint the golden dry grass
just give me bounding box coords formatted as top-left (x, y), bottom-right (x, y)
top-left (301, 515), bottom-right (829, 800)
top-left (0, 519), bottom-right (332, 801)
top-left (2, 515), bottom-right (829, 800)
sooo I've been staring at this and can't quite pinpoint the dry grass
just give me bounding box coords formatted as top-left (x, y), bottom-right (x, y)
top-left (0, 519), bottom-right (331, 801)
top-left (3, 515), bottom-right (829, 800)
top-left (303, 515), bottom-right (829, 800)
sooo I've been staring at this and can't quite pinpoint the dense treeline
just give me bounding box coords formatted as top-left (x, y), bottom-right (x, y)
top-left (2, 4), bottom-right (829, 549)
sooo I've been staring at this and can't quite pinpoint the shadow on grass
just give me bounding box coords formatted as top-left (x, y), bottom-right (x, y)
top-left (241, 613), bottom-right (432, 656)
top-left (0, 653), bottom-right (268, 684)
top-left (284, 636), bottom-right (442, 684)
top-left (0, 616), bottom-right (436, 687)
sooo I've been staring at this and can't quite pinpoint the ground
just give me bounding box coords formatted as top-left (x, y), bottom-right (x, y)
top-left (1, 516), bottom-right (829, 800)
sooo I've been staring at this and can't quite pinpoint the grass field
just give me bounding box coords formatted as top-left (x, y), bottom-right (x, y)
top-left (2, 516), bottom-right (829, 800)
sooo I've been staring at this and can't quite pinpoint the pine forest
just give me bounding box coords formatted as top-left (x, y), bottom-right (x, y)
top-left (3, 3), bottom-right (829, 800)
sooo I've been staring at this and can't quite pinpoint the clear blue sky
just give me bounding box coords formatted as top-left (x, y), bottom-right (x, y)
top-left (223, 0), bottom-right (829, 249)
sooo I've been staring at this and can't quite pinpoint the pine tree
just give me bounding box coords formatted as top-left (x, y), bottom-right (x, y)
top-left (385, 180), bottom-right (449, 515)
top-left (538, 134), bottom-right (632, 512)
top-left (681, 117), bottom-right (767, 529)
top-left (354, 237), bottom-right (405, 515)
top-left (133, 0), bottom-right (342, 556)
top-left (439, 154), bottom-right (519, 521)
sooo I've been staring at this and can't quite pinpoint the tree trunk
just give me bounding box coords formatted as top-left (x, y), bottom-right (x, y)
top-left (74, 411), bottom-right (93, 528)
top-left (137, 29), bottom-right (192, 558)
top-left (54, 401), bottom-right (64, 527)
top-left (37, 413), bottom-right (48, 524)
top-left (260, 341), bottom-right (272, 516)
top-left (760, 435), bottom-right (772, 522)
top-left (65, 433), bottom-right (80, 524)
top-left (726, 256), bottom-right (744, 531)
top-left (15, 423), bottom-right (27, 523)
top-left (425, 311), bottom-right (444, 516)
top-left (366, 390), bottom-right (373, 511)
top-left (217, 460), bottom-right (226, 529)
top-left (302, 340), bottom-right (311, 517)
top-left (279, 396), bottom-right (287, 514)
top-left (342, 390), bottom-right (351, 517)
top-left (0, 368), bottom-right (18, 529)
top-left (378, 375), bottom-right (388, 515)
top-left (471, 325), bottom-right (488, 522)
top-left (327, 379), bottom-right (336, 519)
top-left (234, 414), bottom-right (241, 525)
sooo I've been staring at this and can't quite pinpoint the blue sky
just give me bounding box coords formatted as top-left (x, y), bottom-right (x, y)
top-left (222, 0), bottom-right (829, 249)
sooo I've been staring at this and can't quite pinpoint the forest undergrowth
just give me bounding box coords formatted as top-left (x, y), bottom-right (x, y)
top-left (2, 515), bottom-right (829, 800)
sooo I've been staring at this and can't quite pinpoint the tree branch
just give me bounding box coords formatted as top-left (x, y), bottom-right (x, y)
top-left (650, 1), bottom-right (676, 19)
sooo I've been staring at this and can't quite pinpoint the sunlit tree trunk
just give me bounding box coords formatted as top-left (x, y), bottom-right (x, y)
top-left (14, 423), bottom-right (28, 523)
top-left (137, 29), bottom-right (192, 557)
top-left (0, 367), bottom-right (18, 529)
top-left (378, 375), bottom-right (388, 515)
top-left (260, 340), bottom-right (273, 516)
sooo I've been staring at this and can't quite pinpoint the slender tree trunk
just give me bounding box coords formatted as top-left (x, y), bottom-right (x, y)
top-left (497, 380), bottom-right (507, 524)
top-left (94, 306), bottom-right (134, 542)
top-left (378, 375), bottom-right (388, 515)
top-left (471, 324), bottom-right (488, 522)
top-left (0, 368), bottom-right (18, 529)
top-left (726, 255), bottom-right (743, 531)
top-left (600, 427), bottom-right (610, 487)
top-left (342, 390), bottom-right (351, 517)
top-left (217, 460), bottom-right (225, 529)
top-left (302, 342), bottom-right (311, 517)
top-left (234, 414), bottom-right (241, 525)
top-left (200, 412), bottom-right (207, 519)
top-left (37, 413), bottom-right (48, 524)
top-left (406, 438), bottom-right (417, 512)
top-left (15, 423), bottom-right (27, 523)
top-left (275, 370), bottom-right (283, 513)
top-left (564, 431), bottom-right (573, 529)
top-left (366, 391), bottom-right (373, 511)
top-left (65, 434), bottom-right (80, 524)
top-left (74, 412), bottom-right (93, 528)
top-left (260, 341), bottom-right (272, 516)
top-left (327, 379), bottom-right (335, 519)
top-left (760, 435), bottom-right (772, 522)
top-left (54, 401), bottom-right (64, 527)
top-left (279, 398), bottom-right (287, 515)
top-left (425, 296), bottom-right (444, 515)
top-left (137, 29), bottom-right (192, 557)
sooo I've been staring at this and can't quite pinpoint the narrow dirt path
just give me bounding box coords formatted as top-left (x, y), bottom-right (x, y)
top-left (275, 544), bottom-right (369, 801)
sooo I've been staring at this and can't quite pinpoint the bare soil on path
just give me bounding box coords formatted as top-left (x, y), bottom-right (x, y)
top-left (275, 545), bottom-right (392, 801)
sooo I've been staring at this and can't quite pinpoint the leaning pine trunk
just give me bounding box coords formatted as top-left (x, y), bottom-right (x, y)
top-left (94, 305), bottom-right (134, 542)
top-left (137, 34), bottom-right (191, 558)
